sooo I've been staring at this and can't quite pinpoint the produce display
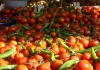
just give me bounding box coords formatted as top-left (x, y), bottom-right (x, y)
top-left (0, 6), bottom-right (100, 70)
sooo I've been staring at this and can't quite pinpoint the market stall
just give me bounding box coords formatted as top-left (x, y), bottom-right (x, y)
top-left (0, 0), bottom-right (100, 70)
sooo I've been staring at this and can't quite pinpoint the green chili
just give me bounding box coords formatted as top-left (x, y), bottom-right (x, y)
top-left (41, 50), bottom-right (55, 61)
top-left (34, 8), bottom-right (44, 18)
top-left (76, 44), bottom-right (100, 53)
top-left (91, 48), bottom-right (98, 60)
top-left (79, 20), bottom-right (82, 27)
top-left (60, 41), bottom-right (76, 55)
top-left (64, 6), bottom-right (75, 11)
top-left (0, 47), bottom-right (16, 59)
top-left (0, 65), bottom-right (17, 70)
top-left (29, 48), bottom-right (35, 55)
top-left (87, 16), bottom-right (92, 22)
top-left (72, 19), bottom-right (75, 24)
top-left (81, 10), bottom-right (90, 15)
top-left (49, 16), bottom-right (55, 29)
top-left (22, 25), bottom-right (31, 30)
top-left (62, 32), bottom-right (80, 37)
top-left (45, 38), bottom-right (52, 45)
top-left (58, 59), bottom-right (79, 70)
top-left (40, 23), bottom-right (49, 32)
top-left (18, 42), bottom-right (26, 50)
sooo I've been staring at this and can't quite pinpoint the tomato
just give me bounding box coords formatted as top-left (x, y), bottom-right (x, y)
top-left (53, 23), bottom-right (60, 29)
top-left (15, 64), bottom-right (29, 70)
top-left (0, 42), bottom-right (5, 48)
top-left (14, 53), bottom-right (24, 61)
top-left (37, 17), bottom-right (44, 23)
top-left (50, 31), bottom-right (57, 38)
top-left (24, 30), bottom-right (32, 36)
top-left (58, 17), bottom-right (65, 24)
top-left (16, 57), bottom-right (28, 64)
top-left (58, 52), bottom-right (70, 60)
top-left (9, 35), bottom-right (16, 41)
top-left (21, 18), bottom-right (28, 24)
top-left (81, 52), bottom-right (91, 60)
top-left (95, 63), bottom-right (100, 70)
top-left (70, 13), bottom-right (76, 19)
top-left (51, 60), bottom-right (63, 70)
top-left (18, 36), bottom-right (26, 44)
top-left (37, 62), bottom-right (51, 70)
top-left (75, 60), bottom-right (93, 70)
top-left (0, 36), bottom-right (7, 42)
top-left (58, 46), bottom-right (67, 54)
top-left (4, 9), bottom-right (11, 14)
top-left (89, 39), bottom-right (99, 47)
top-left (17, 16), bottom-right (22, 22)
top-left (60, 12), bottom-right (67, 17)
top-left (46, 14), bottom-right (52, 19)
top-left (79, 38), bottom-right (89, 48)
top-left (35, 24), bottom-right (43, 31)
top-left (65, 17), bottom-right (70, 23)
top-left (9, 25), bottom-right (17, 32)
top-left (33, 32), bottom-right (44, 40)
top-left (28, 18), bottom-right (36, 25)
top-left (30, 12), bottom-right (35, 18)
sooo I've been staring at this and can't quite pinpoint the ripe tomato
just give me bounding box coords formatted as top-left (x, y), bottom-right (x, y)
top-left (81, 52), bottom-right (91, 60)
top-left (15, 64), bottom-right (29, 70)
top-left (51, 60), bottom-right (63, 70)
top-left (75, 60), bottom-right (93, 70)
top-left (0, 42), bottom-right (5, 48)
top-left (35, 24), bottom-right (43, 31)
top-left (33, 32), bottom-right (44, 40)
top-left (4, 9), bottom-right (11, 14)
top-left (58, 17), bottom-right (65, 24)
top-left (95, 63), bottom-right (100, 70)
top-left (21, 18), bottom-right (28, 24)
top-left (28, 18), bottom-right (36, 25)
top-left (89, 39), bottom-right (99, 47)
top-left (50, 31), bottom-right (57, 38)
top-left (79, 38), bottom-right (89, 48)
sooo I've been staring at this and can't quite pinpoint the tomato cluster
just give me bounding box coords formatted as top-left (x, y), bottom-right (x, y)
top-left (0, 6), bottom-right (100, 70)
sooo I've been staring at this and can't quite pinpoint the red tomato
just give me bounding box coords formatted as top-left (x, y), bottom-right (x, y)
top-left (75, 60), bottom-right (93, 70)
top-left (15, 64), bottom-right (29, 70)
top-left (95, 63), bottom-right (100, 70)
top-left (89, 39), bottom-right (99, 47)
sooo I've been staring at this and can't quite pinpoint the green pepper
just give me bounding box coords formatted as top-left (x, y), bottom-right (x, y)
top-left (41, 50), bottom-right (55, 61)
top-left (29, 48), bottom-right (35, 55)
top-left (49, 16), bottom-right (55, 29)
top-left (87, 16), bottom-right (92, 22)
top-left (40, 23), bottom-right (49, 32)
top-left (72, 19), bottom-right (75, 24)
top-left (62, 32), bottom-right (80, 37)
top-left (18, 42), bottom-right (26, 50)
top-left (45, 38), bottom-right (52, 45)
top-left (0, 65), bottom-right (17, 70)
top-left (0, 47), bottom-right (16, 59)
top-left (91, 48), bottom-right (99, 60)
top-left (64, 6), bottom-right (75, 11)
top-left (60, 41), bottom-right (76, 55)
top-left (79, 19), bottom-right (82, 27)
top-left (76, 44), bottom-right (100, 53)
top-left (81, 10), bottom-right (90, 15)
top-left (34, 8), bottom-right (44, 18)
top-left (58, 59), bottom-right (79, 70)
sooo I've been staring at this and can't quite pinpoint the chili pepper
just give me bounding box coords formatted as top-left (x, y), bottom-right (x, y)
top-left (62, 32), bottom-right (80, 37)
top-left (45, 38), bottom-right (52, 45)
top-left (91, 48), bottom-right (99, 60)
top-left (64, 6), bottom-right (75, 11)
top-left (22, 24), bottom-right (31, 30)
top-left (18, 42), bottom-right (26, 50)
top-left (41, 50), bottom-right (55, 61)
top-left (40, 23), bottom-right (49, 32)
top-left (44, 29), bottom-right (51, 34)
top-left (81, 10), bottom-right (90, 15)
top-left (0, 65), bottom-right (17, 70)
top-left (88, 26), bottom-right (94, 36)
top-left (29, 48), bottom-right (35, 55)
top-left (72, 19), bottom-right (75, 24)
top-left (34, 8), bottom-right (44, 18)
top-left (60, 41), bottom-right (76, 55)
top-left (0, 47), bottom-right (16, 59)
top-left (44, 34), bottom-right (51, 38)
top-left (79, 19), bottom-right (82, 27)
top-left (76, 44), bottom-right (100, 53)
top-left (49, 16), bottom-right (55, 29)
top-left (58, 59), bottom-right (79, 70)
top-left (7, 32), bottom-right (19, 38)
top-left (87, 16), bottom-right (92, 22)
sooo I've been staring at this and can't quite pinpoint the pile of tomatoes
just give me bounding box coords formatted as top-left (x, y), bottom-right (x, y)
top-left (0, 6), bottom-right (100, 70)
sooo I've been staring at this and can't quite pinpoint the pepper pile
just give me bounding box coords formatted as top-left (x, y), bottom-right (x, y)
top-left (0, 6), bottom-right (100, 70)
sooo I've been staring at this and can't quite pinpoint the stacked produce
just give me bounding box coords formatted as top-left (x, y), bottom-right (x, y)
top-left (0, 6), bottom-right (100, 70)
